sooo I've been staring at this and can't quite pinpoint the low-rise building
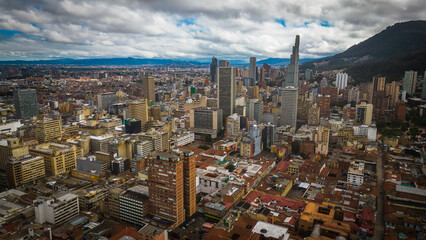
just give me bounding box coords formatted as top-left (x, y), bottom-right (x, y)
top-left (34, 192), bottom-right (80, 225)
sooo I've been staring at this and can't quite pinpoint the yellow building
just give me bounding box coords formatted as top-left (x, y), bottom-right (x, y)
top-left (337, 127), bottom-right (354, 146)
top-left (308, 104), bottom-right (320, 126)
top-left (30, 143), bottom-right (83, 176)
top-left (0, 138), bottom-right (29, 170)
top-left (355, 102), bottom-right (373, 125)
top-left (128, 100), bottom-right (148, 130)
top-left (315, 126), bottom-right (330, 155)
top-left (299, 202), bottom-right (351, 239)
top-left (383, 137), bottom-right (398, 147)
top-left (6, 155), bottom-right (45, 188)
top-left (287, 159), bottom-right (304, 175)
top-left (36, 116), bottom-right (63, 143)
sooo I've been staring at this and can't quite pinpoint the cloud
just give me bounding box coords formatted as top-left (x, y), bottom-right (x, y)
top-left (0, 0), bottom-right (424, 60)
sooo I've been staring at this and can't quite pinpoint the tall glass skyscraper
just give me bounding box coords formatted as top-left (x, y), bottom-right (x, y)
top-left (13, 89), bottom-right (39, 119)
top-left (284, 35), bottom-right (300, 88)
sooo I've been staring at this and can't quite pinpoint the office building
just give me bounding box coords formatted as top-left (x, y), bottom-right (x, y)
top-left (124, 119), bottom-right (142, 134)
top-left (335, 72), bottom-right (348, 89)
top-left (142, 76), bottom-right (155, 102)
top-left (111, 156), bottom-right (131, 175)
top-left (403, 70), bottom-right (417, 95)
top-left (147, 153), bottom-right (185, 228)
top-left (0, 138), bottom-right (29, 170)
top-left (119, 185), bottom-right (149, 226)
top-left (246, 99), bottom-right (263, 123)
top-left (218, 60), bottom-right (229, 67)
top-left (6, 155), bottom-right (45, 188)
top-left (281, 87), bottom-right (298, 129)
top-left (34, 192), bottom-right (80, 226)
top-left (190, 107), bottom-right (223, 138)
top-left (284, 35), bottom-right (300, 87)
top-left (249, 124), bottom-right (261, 156)
top-left (249, 57), bottom-right (256, 81)
top-left (128, 100), bottom-right (149, 130)
top-left (35, 116), bottom-right (62, 143)
top-left (356, 102), bottom-right (373, 125)
top-left (30, 143), bottom-right (83, 176)
top-left (210, 56), bottom-right (217, 83)
top-left (97, 92), bottom-right (117, 111)
top-left (217, 67), bottom-right (236, 117)
top-left (13, 89), bottom-right (39, 119)
top-left (262, 123), bottom-right (276, 150)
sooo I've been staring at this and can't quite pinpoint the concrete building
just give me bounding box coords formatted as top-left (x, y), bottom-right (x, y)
top-left (262, 123), bottom-right (276, 150)
top-left (356, 102), bottom-right (373, 125)
top-left (308, 104), bottom-right (320, 125)
top-left (403, 70), bottom-right (417, 95)
top-left (246, 99), bottom-right (263, 123)
top-left (249, 57), bottom-right (257, 81)
top-left (6, 155), bottom-right (45, 188)
top-left (281, 87), bottom-right (298, 130)
top-left (13, 88), bottom-right (39, 119)
top-left (347, 87), bottom-right (360, 104)
top-left (217, 67), bottom-right (236, 117)
top-left (347, 161), bottom-right (364, 185)
top-left (35, 116), bottom-right (62, 143)
top-left (316, 95), bottom-right (330, 119)
top-left (225, 113), bottom-right (240, 138)
top-left (119, 185), bottom-right (149, 226)
top-left (210, 56), bottom-right (217, 83)
top-left (422, 71), bottom-right (426, 99)
top-left (284, 35), bottom-right (300, 87)
top-left (335, 72), bottom-right (348, 89)
top-left (128, 100), bottom-right (149, 130)
top-left (34, 192), bottom-right (79, 225)
top-left (147, 152), bottom-right (185, 228)
top-left (97, 92), bottom-right (117, 111)
top-left (30, 143), bottom-right (83, 176)
top-left (249, 124), bottom-right (262, 156)
top-left (0, 138), bottom-right (29, 170)
top-left (142, 76), bottom-right (155, 102)
top-left (373, 76), bottom-right (386, 92)
top-left (190, 107), bottom-right (223, 138)
top-left (169, 132), bottom-right (195, 148)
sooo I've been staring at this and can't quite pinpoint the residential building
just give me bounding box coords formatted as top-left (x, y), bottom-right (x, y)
top-left (308, 104), bottom-right (320, 125)
top-left (225, 113), bottom-right (240, 137)
top-left (347, 161), bottom-right (364, 185)
top-left (335, 72), bottom-right (348, 89)
top-left (249, 124), bottom-right (261, 156)
top-left (403, 70), bottom-right (417, 95)
top-left (316, 95), bottom-right (330, 119)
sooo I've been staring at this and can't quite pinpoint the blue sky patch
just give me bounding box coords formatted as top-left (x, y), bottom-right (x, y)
top-left (274, 19), bottom-right (286, 27)
top-left (0, 29), bottom-right (23, 36)
top-left (177, 18), bottom-right (196, 27)
top-left (320, 20), bottom-right (332, 27)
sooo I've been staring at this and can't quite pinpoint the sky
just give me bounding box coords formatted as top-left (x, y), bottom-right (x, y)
top-left (0, 0), bottom-right (425, 61)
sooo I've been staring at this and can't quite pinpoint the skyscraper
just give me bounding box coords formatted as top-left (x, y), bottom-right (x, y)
top-left (373, 76), bottom-right (386, 92)
top-left (217, 67), bottom-right (236, 117)
top-left (262, 123), bottom-right (276, 150)
top-left (142, 76), bottom-right (155, 102)
top-left (210, 56), bottom-right (217, 83)
top-left (246, 99), bottom-right (263, 123)
top-left (128, 100), bottom-right (149, 130)
top-left (284, 35), bottom-right (300, 88)
top-left (403, 70), bottom-right (417, 95)
top-left (249, 123), bottom-right (261, 156)
top-left (281, 87), bottom-right (298, 129)
top-left (13, 89), bottom-right (39, 119)
top-left (249, 57), bottom-right (256, 81)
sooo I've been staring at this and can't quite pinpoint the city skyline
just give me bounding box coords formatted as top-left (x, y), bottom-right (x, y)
top-left (0, 1), bottom-right (425, 60)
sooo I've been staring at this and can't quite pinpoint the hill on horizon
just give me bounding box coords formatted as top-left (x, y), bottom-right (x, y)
top-left (301, 20), bottom-right (426, 82)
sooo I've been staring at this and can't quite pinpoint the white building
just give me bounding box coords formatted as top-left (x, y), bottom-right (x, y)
top-left (169, 131), bottom-right (195, 147)
top-left (353, 125), bottom-right (377, 141)
top-left (347, 161), bottom-right (364, 186)
top-left (0, 120), bottom-right (23, 134)
top-left (34, 192), bottom-right (79, 225)
top-left (335, 72), bottom-right (348, 89)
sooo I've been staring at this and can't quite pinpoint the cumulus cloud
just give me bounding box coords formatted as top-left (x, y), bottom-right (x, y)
top-left (0, 0), bottom-right (424, 60)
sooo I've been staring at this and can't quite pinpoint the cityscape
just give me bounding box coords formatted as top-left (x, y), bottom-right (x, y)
top-left (0, 1), bottom-right (425, 240)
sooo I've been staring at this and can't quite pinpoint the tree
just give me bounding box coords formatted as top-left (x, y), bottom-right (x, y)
top-left (225, 164), bottom-right (235, 172)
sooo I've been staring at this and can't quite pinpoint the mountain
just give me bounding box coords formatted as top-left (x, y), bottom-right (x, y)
top-left (301, 20), bottom-right (426, 82)
top-left (257, 58), bottom-right (325, 66)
